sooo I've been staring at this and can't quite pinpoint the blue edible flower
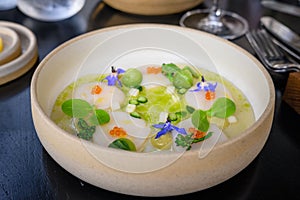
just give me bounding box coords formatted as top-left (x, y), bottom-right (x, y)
top-left (190, 76), bottom-right (217, 92)
top-left (152, 119), bottom-right (187, 139)
top-left (105, 66), bottom-right (125, 86)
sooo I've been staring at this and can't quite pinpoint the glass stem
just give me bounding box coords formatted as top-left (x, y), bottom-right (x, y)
top-left (208, 0), bottom-right (222, 22)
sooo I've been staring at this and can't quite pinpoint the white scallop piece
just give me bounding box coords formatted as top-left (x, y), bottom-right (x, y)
top-left (72, 82), bottom-right (125, 110)
top-left (93, 111), bottom-right (151, 149)
top-left (184, 82), bottom-right (233, 111)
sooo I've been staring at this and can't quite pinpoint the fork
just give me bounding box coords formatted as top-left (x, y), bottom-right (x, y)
top-left (246, 29), bottom-right (300, 72)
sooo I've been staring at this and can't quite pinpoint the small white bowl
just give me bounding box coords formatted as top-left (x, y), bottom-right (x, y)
top-left (103, 0), bottom-right (204, 15)
top-left (31, 24), bottom-right (275, 196)
top-left (0, 21), bottom-right (38, 85)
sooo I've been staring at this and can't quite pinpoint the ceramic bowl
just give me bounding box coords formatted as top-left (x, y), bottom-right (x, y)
top-left (103, 0), bottom-right (204, 15)
top-left (31, 24), bottom-right (275, 196)
top-left (0, 26), bottom-right (21, 65)
top-left (0, 21), bottom-right (38, 85)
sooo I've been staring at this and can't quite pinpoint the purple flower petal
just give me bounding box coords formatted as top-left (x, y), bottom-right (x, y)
top-left (155, 129), bottom-right (168, 139)
top-left (171, 125), bottom-right (187, 135)
top-left (152, 124), bottom-right (165, 129)
top-left (117, 68), bottom-right (125, 74)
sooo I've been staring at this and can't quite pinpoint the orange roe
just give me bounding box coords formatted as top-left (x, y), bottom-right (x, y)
top-left (109, 126), bottom-right (127, 138)
top-left (146, 66), bottom-right (162, 74)
top-left (205, 91), bottom-right (216, 100)
top-left (91, 85), bottom-right (102, 95)
top-left (188, 127), bottom-right (206, 139)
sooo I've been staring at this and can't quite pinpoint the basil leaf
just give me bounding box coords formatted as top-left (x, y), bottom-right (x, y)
top-left (108, 138), bottom-right (136, 151)
top-left (61, 99), bottom-right (93, 118)
top-left (207, 97), bottom-right (236, 118)
top-left (186, 105), bottom-right (195, 114)
top-left (191, 110), bottom-right (209, 132)
top-left (94, 109), bottom-right (110, 125)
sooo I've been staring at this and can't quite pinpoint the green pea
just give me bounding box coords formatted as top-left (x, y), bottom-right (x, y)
top-left (121, 68), bottom-right (143, 88)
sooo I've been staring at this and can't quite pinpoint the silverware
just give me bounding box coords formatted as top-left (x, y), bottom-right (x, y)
top-left (260, 16), bottom-right (300, 59)
top-left (246, 29), bottom-right (300, 72)
top-left (261, 0), bottom-right (300, 17)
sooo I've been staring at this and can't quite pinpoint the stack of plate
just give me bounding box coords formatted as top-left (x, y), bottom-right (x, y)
top-left (0, 21), bottom-right (38, 85)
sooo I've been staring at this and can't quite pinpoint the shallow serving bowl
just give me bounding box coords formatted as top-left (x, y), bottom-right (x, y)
top-left (31, 24), bottom-right (275, 196)
top-left (103, 0), bottom-right (204, 15)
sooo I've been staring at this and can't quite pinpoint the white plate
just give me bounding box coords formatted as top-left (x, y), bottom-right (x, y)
top-left (0, 21), bottom-right (38, 85)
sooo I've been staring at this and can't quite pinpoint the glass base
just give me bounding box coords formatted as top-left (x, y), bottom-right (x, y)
top-left (179, 9), bottom-right (249, 40)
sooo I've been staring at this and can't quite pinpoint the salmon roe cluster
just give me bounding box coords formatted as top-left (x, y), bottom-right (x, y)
top-left (205, 91), bottom-right (216, 100)
top-left (188, 127), bottom-right (206, 139)
top-left (109, 126), bottom-right (127, 138)
top-left (146, 66), bottom-right (162, 74)
top-left (91, 85), bottom-right (102, 95)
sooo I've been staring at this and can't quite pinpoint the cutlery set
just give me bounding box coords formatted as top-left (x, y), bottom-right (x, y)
top-left (261, 0), bottom-right (300, 17)
top-left (245, 11), bottom-right (300, 115)
top-left (246, 16), bottom-right (300, 73)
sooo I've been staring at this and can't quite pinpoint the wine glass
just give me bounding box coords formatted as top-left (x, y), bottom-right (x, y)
top-left (179, 0), bottom-right (248, 40)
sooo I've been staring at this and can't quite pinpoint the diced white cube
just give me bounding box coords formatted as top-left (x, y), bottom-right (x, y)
top-left (159, 112), bottom-right (168, 122)
top-left (166, 86), bottom-right (175, 94)
top-left (111, 102), bottom-right (120, 111)
top-left (128, 88), bottom-right (139, 97)
top-left (227, 116), bottom-right (237, 123)
top-left (126, 104), bottom-right (136, 113)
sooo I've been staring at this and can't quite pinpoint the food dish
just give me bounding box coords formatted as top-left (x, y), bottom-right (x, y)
top-left (31, 24), bottom-right (275, 196)
top-left (51, 63), bottom-right (255, 154)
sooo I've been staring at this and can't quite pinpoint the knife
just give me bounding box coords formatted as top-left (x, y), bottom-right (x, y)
top-left (260, 16), bottom-right (300, 61)
top-left (261, 0), bottom-right (300, 17)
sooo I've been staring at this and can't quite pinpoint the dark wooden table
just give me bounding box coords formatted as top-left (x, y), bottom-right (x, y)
top-left (0, 0), bottom-right (299, 199)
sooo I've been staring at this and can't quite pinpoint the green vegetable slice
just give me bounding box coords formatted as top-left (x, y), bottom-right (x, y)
top-left (137, 96), bottom-right (148, 103)
top-left (129, 99), bottom-right (139, 105)
top-left (109, 138), bottom-right (137, 151)
top-left (130, 111), bottom-right (141, 119)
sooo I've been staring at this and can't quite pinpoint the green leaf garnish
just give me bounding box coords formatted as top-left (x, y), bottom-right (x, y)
top-left (191, 110), bottom-right (210, 132)
top-left (94, 109), bottom-right (110, 125)
top-left (207, 97), bottom-right (236, 118)
top-left (186, 105), bottom-right (195, 114)
top-left (108, 138), bottom-right (137, 151)
top-left (191, 97), bottom-right (236, 132)
top-left (175, 134), bottom-right (194, 150)
top-left (61, 99), bottom-right (93, 118)
top-left (175, 132), bottom-right (213, 150)
top-left (76, 118), bottom-right (95, 140)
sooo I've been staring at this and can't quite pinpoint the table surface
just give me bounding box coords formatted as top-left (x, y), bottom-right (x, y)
top-left (0, 0), bottom-right (300, 199)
